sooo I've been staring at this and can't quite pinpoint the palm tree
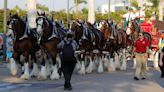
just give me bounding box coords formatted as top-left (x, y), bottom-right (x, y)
top-left (158, 0), bottom-right (164, 21)
top-left (148, 0), bottom-right (164, 21)
top-left (88, 0), bottom-right (95, 24)
top-left (74, 0), bottom-right (87, 13)
top-left (148, 0), bottom-right (159, 20)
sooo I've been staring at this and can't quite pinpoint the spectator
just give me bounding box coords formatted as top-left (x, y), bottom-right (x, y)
top-left (6, 30), bottom-right (14, 63)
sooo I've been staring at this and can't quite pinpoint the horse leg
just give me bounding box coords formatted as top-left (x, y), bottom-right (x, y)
top-left (86, 53), bottom-right (94, 73)
top-left (107, 52), bottom-right (115, 72)
top-left (120, 48), bottom-right (127, 70)
top-left (20, 51), bottom-right (30, 80)
top-left (114, 52), bottom-right (120, 70)
top-left (153, 50), bottom-right (159, 69)
top-left (38, 50), bottom-right (47, 80)
top-left (30, 52), bottom-right (39, 77)
top-left (97, 53), bottom-right (104, 73)
top-left (56, 54), bottom-right (63, 77)
top-left (8, 52), bottom-right (21, 76)
top-left (45, 54), bottom-right (52, 77)
top-left (102, 51), bottom-right (110, 70)
top-left (132, 57), bottom-right (137, 69)
top-left (75, 53), bottom-right (81, 72)
top-left (78, 53), bottom-right (86, 75)
top-left (50, 52), bottom-right (60, 80)
top-left (7, 52), bottom-right (18, 76)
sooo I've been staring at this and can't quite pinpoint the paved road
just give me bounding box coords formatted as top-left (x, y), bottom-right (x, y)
top-left (0, 62), bottom-right (164, 92)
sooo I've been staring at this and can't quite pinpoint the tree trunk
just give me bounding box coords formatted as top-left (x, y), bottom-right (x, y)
top-left (88, 0), bottom-right (95, 24)
top-left (158, 0), bottom-right (163, 21)
top-left (27, 0), bottom-right (37, 28)
top-left (75, 0), bottom-right (79, 14)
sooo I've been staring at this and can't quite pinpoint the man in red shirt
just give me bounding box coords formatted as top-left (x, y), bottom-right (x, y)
top-left (133, 32), bottom-right (150, 80)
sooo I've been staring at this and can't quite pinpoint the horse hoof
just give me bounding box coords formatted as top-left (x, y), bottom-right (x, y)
top-left (50, 75), bottom-right (60, 80)
top-left (78, 70), bottom-right (85, 75)
top-left (11, 70), bottom-right (17, 76)
top-left (50, 72), bottom-right (60, 80)
top-left (37, 76), bottom-right (47, 80)
top-left (20, 74), bottom-right (30, 80)
top-left (107, 67), bottom-right (115, 72)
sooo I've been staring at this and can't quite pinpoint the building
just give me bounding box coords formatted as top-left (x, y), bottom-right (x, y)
top-left (101, 0), bottom-right (128, 14)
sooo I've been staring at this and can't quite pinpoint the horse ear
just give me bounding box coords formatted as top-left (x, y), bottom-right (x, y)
top-left (42, 12), bottom-right (45, 16)
top-left (37, 11), bottom-right (40, 16)
top-left (9, 12), bottom-right (12, 17)
top-left (15, 13), bottom-right (18, 17)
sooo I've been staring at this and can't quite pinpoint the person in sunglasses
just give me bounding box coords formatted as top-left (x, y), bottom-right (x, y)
top-left (133, 32), bottom-right (150, 80)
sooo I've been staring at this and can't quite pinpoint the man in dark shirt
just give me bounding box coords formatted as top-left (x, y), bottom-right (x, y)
top-left (57, 32), bottom-right (78, 90)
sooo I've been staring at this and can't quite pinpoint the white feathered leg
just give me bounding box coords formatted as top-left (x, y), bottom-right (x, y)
top-left (92, 55), bottom-right (98, 71)
top-left (108, 58), bottom-right (115, 72)
top-left (45, 60), bottom-right (51, 76)
top-left (30, 63), bottom-right (39, 77)
top-left (56, 54), bottom-right (63, 77)
top-left (76, 60), bottom-right (81, 71)
top-left (78, 61), bottom-right (85, 75)
top-left (104, 54), bottom-right (109, 69)
top-left (38, 66), bottom-right (47, 80)
top-left (50, 64), bottom-right (60, 80)
top-left (114, 52), bottom-right (120, 69)
top-left (132, 58), bottom-right (137, 69)
top-left (86, 56), bottom-right (93, 73)
top-left (120, 49), bottom-right (127, 70)
top-left (9, 58), bottom-right (18, 76)
top-left (153, 51), bottom-right (159, 69)
top-left (98, 56), bottom-right (104, 73)
top-left (20, 63), bottom-right (30, 80)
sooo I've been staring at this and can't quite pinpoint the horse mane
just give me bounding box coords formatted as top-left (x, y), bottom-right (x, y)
top-left (131, 20), bottom-right (140, 33)
top-left (12, 14), bottom-right (24, 22)
top-left (86, 22), bottom-right (94, 29)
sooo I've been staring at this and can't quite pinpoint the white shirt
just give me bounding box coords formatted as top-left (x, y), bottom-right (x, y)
top-left (123, 12), bottom-right (136, 21)
top-left (135, 10), bottom-right (145, 21)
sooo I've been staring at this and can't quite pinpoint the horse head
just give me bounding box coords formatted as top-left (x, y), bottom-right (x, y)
top-left (71, 20), bottom-right (83, 43)
top-left (36, 12), bottom-right (51, 36)
top-left (99, 20), bottom-right (112, 41)
top-left (7, 13), bottom-right (26, 40)
top-left (126, 19), bottom-right (140, 36)
top-left (71, 20), bottom-right (94, 51)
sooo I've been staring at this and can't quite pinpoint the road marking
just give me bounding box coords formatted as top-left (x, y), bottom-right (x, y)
top-left (0, 83), bottom-right (32, 91)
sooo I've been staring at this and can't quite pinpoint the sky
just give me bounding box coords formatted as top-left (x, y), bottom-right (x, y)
top-left (0, 0), bottom-right (112, 11)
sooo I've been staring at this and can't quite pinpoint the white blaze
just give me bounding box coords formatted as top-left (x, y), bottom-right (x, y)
top-left (88, 0), bottom-right (95, 24)
top-left (27, 0), bottom-right (37, 28)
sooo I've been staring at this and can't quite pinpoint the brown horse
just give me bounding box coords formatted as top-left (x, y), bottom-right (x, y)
top-left (71, 20), bottom-right (105, 74)
top-left (100, 20), bottom-right (128, 71)
top-left (126, 19), bottom-right (152, 47)
top-left (36, 12), bottom-right (67, 80)
top-left (7, 13), bottom-right (39, 79)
